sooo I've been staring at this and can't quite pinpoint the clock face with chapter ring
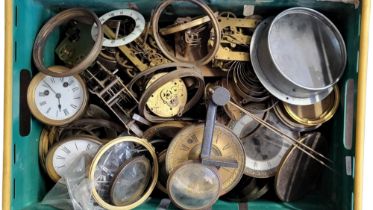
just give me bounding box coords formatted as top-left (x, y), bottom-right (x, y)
top-left (28, 72), bottom-right (88, 125)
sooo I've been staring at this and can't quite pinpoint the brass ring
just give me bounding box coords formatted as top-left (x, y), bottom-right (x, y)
top-left (89, 136), bottom-right (158, 210)
top-left (33, 8), bottom-right (103, 77)
top-left (283, 86), bottom-right (340, 126)
top-left (152, 0), bottom-right (221, 65)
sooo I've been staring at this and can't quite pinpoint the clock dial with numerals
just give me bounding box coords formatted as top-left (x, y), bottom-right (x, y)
top-left (240, 110), bottom-right (300, 178)
top-left (45, 135), bottom-right (101, 182)
top-left (91, 9), bottom-right (145, 47)
top-left (165, 123), bottom-right (245, 195)
top-left (27, 71), bottom-right (88, 125)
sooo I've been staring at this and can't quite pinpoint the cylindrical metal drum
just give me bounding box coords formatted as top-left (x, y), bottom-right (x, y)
top-left (250, 7), bottom-right (346, 105)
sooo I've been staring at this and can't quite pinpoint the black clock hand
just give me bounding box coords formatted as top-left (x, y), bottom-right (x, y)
top-left (43, 81), bottom-right (57, 95)
top-left (56, 93), bottom-right (62, 111)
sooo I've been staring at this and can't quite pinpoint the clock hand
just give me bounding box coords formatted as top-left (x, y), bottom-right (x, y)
top-left (56, 93), bottom-right (62, 111)
top-left (43, 81), bottom-right (57, 95)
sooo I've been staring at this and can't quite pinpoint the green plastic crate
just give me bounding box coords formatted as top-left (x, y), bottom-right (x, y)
top-left (3, 0), bottom-right (370, 209)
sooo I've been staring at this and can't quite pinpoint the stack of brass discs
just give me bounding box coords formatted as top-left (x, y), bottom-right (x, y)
top-left (29, 3), bottom-right (344, 210)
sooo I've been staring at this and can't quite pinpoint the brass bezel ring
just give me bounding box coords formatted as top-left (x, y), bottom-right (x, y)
top-left (33, 8), bottom-right (103, 77)
top-left (27, 69), bottom-right (89, 126)
top-left (152, 0), bottom-right (221, 65)
top-left (283, 86), bottom-right (340, 126)
top-left (89, 136), bottom-right (159, 210)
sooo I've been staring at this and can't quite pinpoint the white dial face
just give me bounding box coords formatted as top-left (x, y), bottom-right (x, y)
top-left (91, 9), bottom-right (145, 47)
top-left (52, 139), bottom-right (101, 177)
top-left (34, 75), bottom-right (85, 121)
top-left (241, 111), bottom-right (299, 177)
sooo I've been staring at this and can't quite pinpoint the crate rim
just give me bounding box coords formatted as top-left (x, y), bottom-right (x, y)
top-left (2, 0), bottom-right (371, 210)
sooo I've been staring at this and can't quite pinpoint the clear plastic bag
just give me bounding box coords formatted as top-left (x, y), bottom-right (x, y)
top-left (38, 141), bottom-right (141, 209)
top-left (39, 152), bottom-right (97, 210)
top-left (93, 142), bottom-right (135, 203)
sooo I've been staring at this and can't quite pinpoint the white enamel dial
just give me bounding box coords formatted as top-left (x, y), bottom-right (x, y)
top-left (33, 75), bottom-right (85, 122)
top-left (52, 138), bottom-right (101, 177)
top-left (240, 111), bottom-right (299, 178)
top-left (91, 9), bottom-right (145, 47)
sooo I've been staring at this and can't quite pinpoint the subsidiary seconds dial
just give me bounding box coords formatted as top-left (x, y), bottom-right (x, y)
top-left (27, 69), bottom-right (88, 125)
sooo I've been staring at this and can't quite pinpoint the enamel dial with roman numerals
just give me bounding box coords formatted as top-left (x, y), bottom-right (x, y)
top-left (165, 123), bottom-right (245, 195)
top-left (45, 135), bottom-right (101, 182)
top-left (27, 72), bottom-right (88, 126)
top-left (91, 9), bottom-right (145, 47)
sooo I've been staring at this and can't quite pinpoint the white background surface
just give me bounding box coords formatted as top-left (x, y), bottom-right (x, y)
top-left (0, 1), bottom-right (372, 210)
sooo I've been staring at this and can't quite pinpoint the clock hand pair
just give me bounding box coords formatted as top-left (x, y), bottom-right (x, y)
top-left (43, 81), bottom-right (63, 111)
top-left (43, 81), bottom-right (57, 94)
top-left (56, 93), bottom-right (62, 111)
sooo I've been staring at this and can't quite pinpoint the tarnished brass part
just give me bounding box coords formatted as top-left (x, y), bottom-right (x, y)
top-left (165, 123), bottom-right (245, 195)
top-left (160, 15), bottom-right (212, 35)
top-left (133, 36), bottom-right (170, 67)
top-left (283, 86), bottom-right (340, 126)
top-left (213, 47), bottom-right (250, 61)
top-left (145, 73), bottom-right (188, 118)
top-left (103, 25), bottom-right (148, 71)
top-left (218, 16), bottom-right (257, 29)
top-left (56, 22), bottom-right (95, 67)
top-left (209, 16), bottom-right (259, 65)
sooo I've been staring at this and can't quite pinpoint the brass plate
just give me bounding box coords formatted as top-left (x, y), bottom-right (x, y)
top-left (160, 15), bottom-right (212, 35)
top-left (165, 123), bottom-right (245, 195)
top-left (146, 73), bottom-right (188, 118)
